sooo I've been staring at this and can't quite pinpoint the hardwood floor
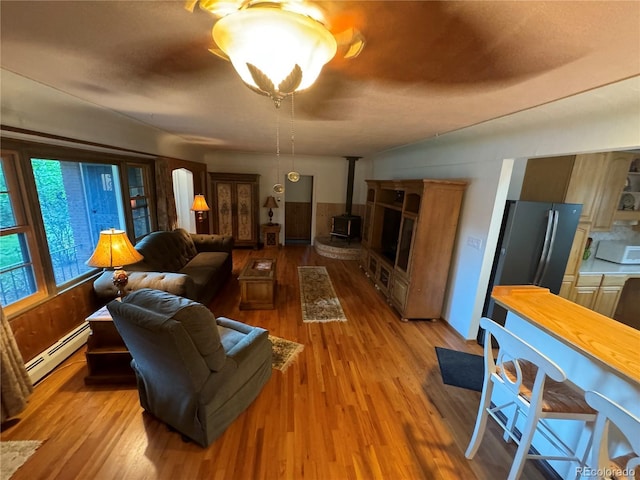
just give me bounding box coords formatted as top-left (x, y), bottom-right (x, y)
top-left (1, 246), bottom-right (551, 480)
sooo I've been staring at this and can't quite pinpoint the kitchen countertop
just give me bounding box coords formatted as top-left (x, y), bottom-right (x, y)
top-left (579, 257), bottom-right (640, 275)
top-left (492, 285), bottom-right (640, 385)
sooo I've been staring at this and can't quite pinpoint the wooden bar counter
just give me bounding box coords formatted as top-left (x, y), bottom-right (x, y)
top-left (491, 285), bottom-right (640, 386)
top-left (489, 285), bottom-right (639, 478)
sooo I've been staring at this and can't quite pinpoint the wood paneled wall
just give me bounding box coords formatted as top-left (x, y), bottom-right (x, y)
top-left (284, 202), bottom-right (312, 240)
top-left (8, 278), bottom-right (102, 362)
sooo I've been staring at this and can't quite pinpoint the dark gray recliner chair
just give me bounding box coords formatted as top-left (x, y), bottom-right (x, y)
top-left (107, 288), bottom-right (272, 447)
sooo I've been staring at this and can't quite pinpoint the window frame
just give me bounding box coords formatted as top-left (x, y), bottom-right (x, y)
top-left (1, 139), bottom-right (157, 313)
top-left (0, 150), bottom-right (48, 315)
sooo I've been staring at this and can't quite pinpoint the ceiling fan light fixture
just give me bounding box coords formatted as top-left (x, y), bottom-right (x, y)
top-left (212, 6), bottom-right (337, 94)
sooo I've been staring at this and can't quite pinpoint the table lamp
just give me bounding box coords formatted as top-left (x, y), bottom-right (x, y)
top-left (191, 194), bottom-right (210, 222)
top-left (86, 228), bottom-right (144, 297)
top-left (263, 196), bottom-right (279, 225)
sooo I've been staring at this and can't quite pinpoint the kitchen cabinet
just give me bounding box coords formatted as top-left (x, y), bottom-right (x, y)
top-left (209, 172), bottom-right (260, 248)
top-left (593, 275), bottom-right (628, 318)
top-left (559, 222), bottom-right (591, 299)
top-left (360, 178), bottom-right (467, 320)
top-left (594, 152), bottom-right (639, 230)
top-left (520, 153), bottom-right (607, 224)
top-left (611, 154), bottom-right (640, 225)
top-left (571, 273), bottom-right (630, 318)
top-left (571, 274), bottom-right (602, 309)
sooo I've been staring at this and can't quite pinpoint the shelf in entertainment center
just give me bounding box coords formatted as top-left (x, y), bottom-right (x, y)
top-left (377, 202), bottom-right (403, 211)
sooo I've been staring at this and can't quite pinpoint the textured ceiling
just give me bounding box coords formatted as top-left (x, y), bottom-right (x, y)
top-left (1, 1), bottom-right (639, 157)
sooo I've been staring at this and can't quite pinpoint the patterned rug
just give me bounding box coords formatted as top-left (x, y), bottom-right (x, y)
top-left (1, 440), bottom-right (42, 480)
top-left (269, 335), bottom-right (304, 372)
top-left (297, 266), bottom-right (347, 323)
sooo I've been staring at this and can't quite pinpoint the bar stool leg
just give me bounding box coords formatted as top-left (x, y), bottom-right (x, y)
top-left (465, 380), bottom-right (494, 459)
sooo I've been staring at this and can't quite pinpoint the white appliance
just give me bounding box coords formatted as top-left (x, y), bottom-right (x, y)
top-left (595, 241), bottom-right (640, 265)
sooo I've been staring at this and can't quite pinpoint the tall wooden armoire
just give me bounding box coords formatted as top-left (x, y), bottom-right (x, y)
top-left (209, 172), bottom-right (260, 248)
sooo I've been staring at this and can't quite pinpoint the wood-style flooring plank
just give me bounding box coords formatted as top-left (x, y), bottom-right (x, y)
top-left (2, 246), bottom-right (550, 480)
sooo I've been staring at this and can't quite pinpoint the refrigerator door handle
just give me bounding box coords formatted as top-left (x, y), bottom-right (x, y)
top-left (533, 209), bottom-right (555, 285)
top-left (539, 209), bottom-right (560, 283)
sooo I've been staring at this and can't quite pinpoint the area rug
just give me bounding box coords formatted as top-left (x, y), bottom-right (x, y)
top-left (297, 266), bottom-right (347, 323)
top-left (269, 335), bottom-right (304, 372)
top-left (435, 347), bottom-right (484, 392)
top-left (1, 440), bottom-right (42, 480)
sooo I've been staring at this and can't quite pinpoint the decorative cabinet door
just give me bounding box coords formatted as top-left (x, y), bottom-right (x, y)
top-left (210, 173), bottom-right (260, 248)
top-left (215, 182), bottom-right (234, 236)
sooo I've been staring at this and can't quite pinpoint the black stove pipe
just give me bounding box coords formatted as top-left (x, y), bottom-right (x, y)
top-left (344, 156), bottom-right (361, 216)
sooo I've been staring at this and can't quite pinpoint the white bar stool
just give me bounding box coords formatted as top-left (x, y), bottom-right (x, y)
top-left (466, 317), bottom-right (597, 480)
top-left (584, 391), bottom-right (639, 480)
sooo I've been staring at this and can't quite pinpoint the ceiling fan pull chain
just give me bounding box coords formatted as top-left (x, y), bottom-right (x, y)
top-left (287, 92), bottom-right (300, 182)
top-left (291, 92), bottom-right (295, 157)
top-left (273, 105), bottom-right (285, 193)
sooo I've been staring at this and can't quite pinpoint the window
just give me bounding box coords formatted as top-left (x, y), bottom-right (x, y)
top-left (31, 158), bottom-right (126, 286)
top-left (0, 152), bottom-right (44, 308)
top-left (128, 165), bottom-right (152, 241)
top-left (0, 138), bottom-right (156, 311)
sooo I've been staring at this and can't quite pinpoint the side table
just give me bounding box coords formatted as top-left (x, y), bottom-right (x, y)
top-left (261, 223), bottom-right (281, 249)
top-left (84, 304), bottom-right (136, 385)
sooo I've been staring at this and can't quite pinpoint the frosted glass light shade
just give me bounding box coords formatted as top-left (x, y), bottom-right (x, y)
top-left (86, 229), bottom-right (143, 268)
top-left (213, 7), bottom-right (337, 92)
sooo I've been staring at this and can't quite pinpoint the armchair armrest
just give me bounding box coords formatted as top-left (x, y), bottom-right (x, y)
top-left (190, 234), bottom-right (234, 253)
top-left (216, 317), bottom-right (269, 363)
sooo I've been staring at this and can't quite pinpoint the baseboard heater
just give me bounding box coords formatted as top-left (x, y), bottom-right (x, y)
top-left (25, 322), bottom-right (91, 384)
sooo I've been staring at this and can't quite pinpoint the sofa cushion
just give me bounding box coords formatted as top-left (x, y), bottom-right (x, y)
top-left (132, 229), bottom-right (198, 272)
top-left (121, 289), bottom-right (226, 372)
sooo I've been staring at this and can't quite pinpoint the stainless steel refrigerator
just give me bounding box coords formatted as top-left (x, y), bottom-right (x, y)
top-left (478, 200), bottom-right (582, 345)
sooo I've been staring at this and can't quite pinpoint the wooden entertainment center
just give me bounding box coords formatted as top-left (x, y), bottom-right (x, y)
top-left (360, 179), bottom-right (467, 321)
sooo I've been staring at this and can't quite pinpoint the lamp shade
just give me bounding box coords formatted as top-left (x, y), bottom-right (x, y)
top-left (86, 229), bottom-right (143, 268)
top-left (213, 7), bottom-right (337, 93)
top-left (263, 196), bottom-right (279, 209)
top-left (191, 194), bottom-right (210, 212)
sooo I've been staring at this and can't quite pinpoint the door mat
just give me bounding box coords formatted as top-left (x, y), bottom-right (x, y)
top-left (435, 347), bottom-right (484, 392)
top-left (269, 335), bottom-right (304, 372)
top-left (1, 440), bottom-right (43, 480)
top-left (298, 266), bottom-right (347, 323)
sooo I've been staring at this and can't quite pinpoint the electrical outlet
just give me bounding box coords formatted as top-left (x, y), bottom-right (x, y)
top-left (467, 236), bottom-right (483, 251)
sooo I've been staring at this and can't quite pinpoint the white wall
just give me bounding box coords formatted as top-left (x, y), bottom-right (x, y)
top-left (369, 76), bottom-right (640, 340)
top-left (202, 151), bottom-right (369, 239)
top-left (1, 69), bottom-right (206, 160)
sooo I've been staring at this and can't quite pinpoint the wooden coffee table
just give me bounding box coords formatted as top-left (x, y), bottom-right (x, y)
top-left (239, 258), bottom-right (277, 310)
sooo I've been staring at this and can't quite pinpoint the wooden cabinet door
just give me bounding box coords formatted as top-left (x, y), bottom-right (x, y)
top-left (592, 152), bottom-right (634, 231)
top-left (563, 222), bottom-right (590, 278)
top-left (594, 287), bottom-right (624, 317)
top-left (235, 182), bottom-right (256, 243)
top-left (571, 274), bottom-right (602, 309)
top-left (564, 153), bottom-right (607, 223)
top-left (214, 182), bottom-right (234, 236)
top-left (593, 275), bottom-right (627, 317)
top-left (572, 286), bottom-right (599, 309)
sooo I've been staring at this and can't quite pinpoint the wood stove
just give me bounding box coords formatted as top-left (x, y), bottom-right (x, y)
top-left (330, 156), bottom-right (362, 244)
top-left (330, 215), bottom-right (361, 243)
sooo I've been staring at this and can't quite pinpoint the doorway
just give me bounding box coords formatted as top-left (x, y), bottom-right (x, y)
top-left (172, 168), bottom-right (196, 233)
top-left (285, 175), bottom-right (313, 244)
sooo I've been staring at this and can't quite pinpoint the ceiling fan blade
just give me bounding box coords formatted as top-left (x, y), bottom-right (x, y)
top-left (325, 1), bottom-right (585, 85)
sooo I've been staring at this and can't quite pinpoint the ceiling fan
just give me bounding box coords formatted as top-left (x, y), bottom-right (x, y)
top-left (185, 0), bottom-right (365, 106)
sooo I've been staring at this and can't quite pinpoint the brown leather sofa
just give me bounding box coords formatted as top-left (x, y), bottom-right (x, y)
top-left (94, 228), bottom-right (233, 304)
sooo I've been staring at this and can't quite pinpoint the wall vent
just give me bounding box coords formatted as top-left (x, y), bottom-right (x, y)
top-left (25, 322), bottom-right (91, 384)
